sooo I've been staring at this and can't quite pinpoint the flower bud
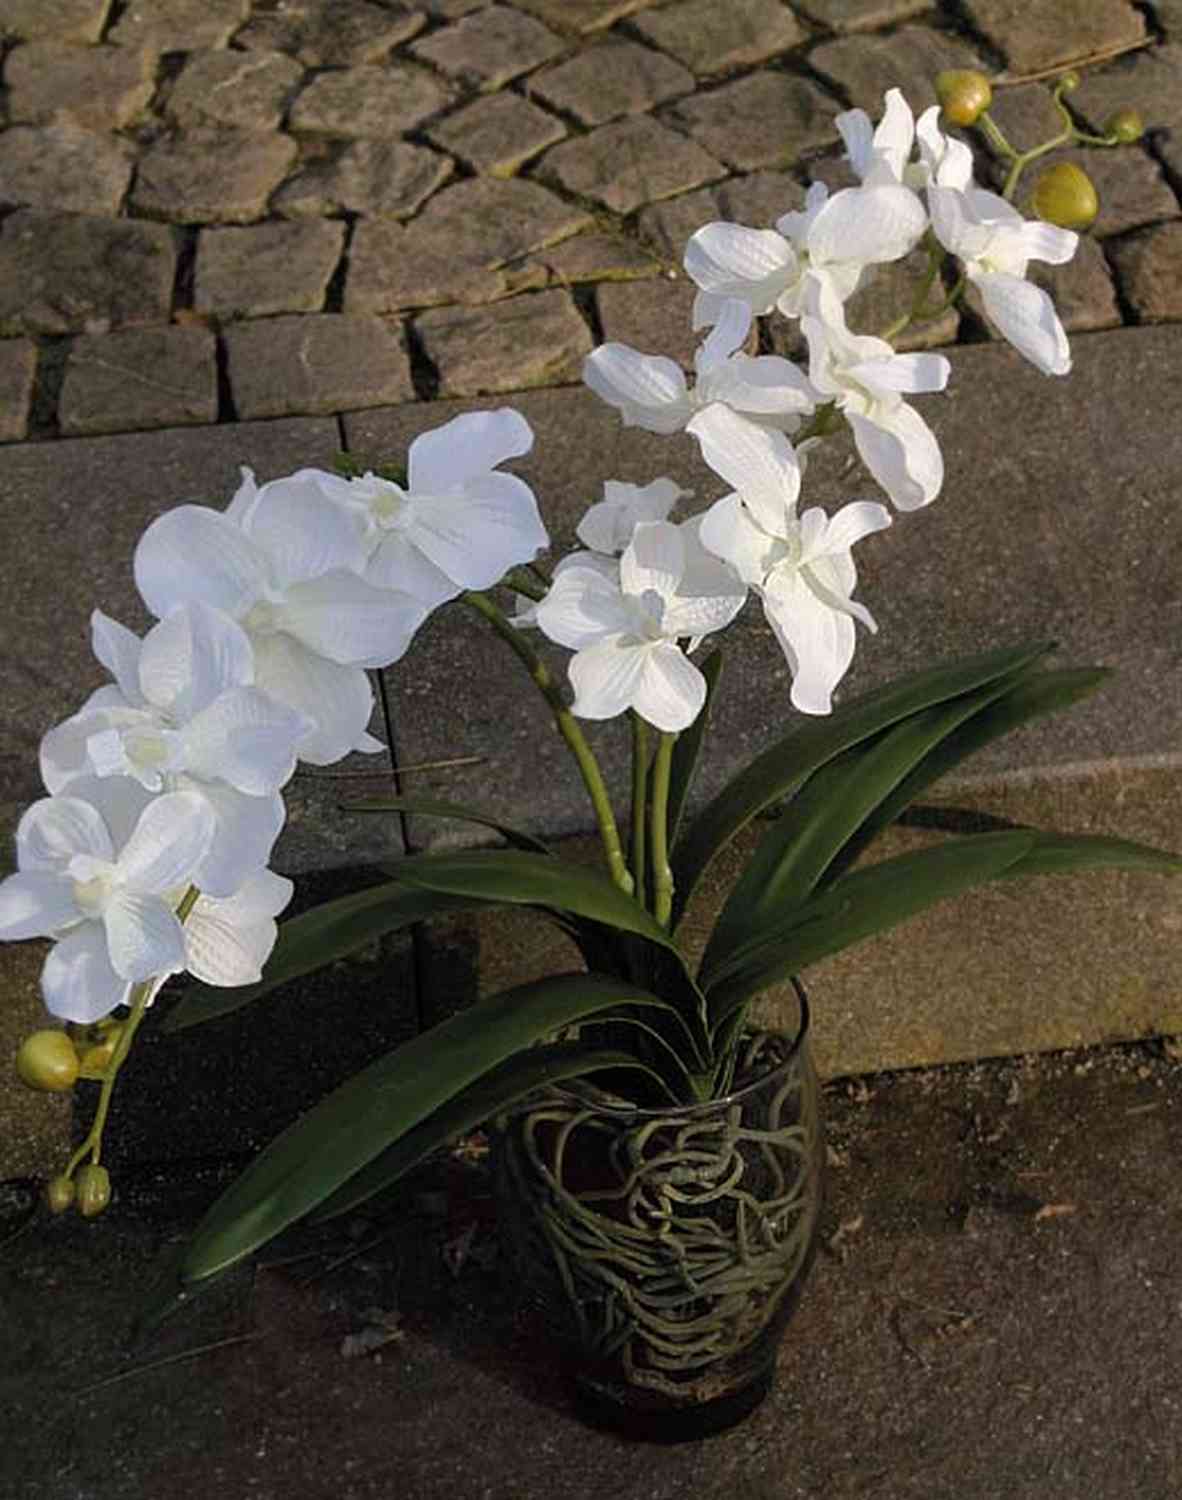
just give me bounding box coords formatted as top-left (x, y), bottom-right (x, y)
top-left (1105, 108), bottom-right (1144, 144)
top-left (80, 1032), bottom-right (120, 1075)
top-left (1030, 162), bottom-right (1099, 229)
top-left (45, 1175), bottom-right (76, 1215)
top-left (935, 69), bottom-right (992, 127)
top-left (75, 1164), bottom-right (111, 1219)
top-left (16, 1030), bottom-right (80, 1092)
top-left (1058, 70), bottom-right (1080, 92)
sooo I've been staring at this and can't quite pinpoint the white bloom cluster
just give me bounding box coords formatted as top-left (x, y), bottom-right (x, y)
top-left (0, 91), bottom-right (1078, 1026)
top-left (0, 412), bottom-right (548, 1022)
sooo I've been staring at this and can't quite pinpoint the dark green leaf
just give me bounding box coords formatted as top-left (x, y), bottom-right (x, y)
top-left (702, 675), bottom-right (1029, 971)
top-left (178, 972), bottom-right (693, 1285)
top-left (704, 831), bottom-right (1036, 1030)
top-left (667, 649), bottom-right (723, 848)
top-left (670, 641), bottom-right (1053, 927)
top-left (163, 883), bottom-right (479, 1031)
top-left (819, 668), bottom-right (1110, 887)
top-left (309, 1043), bottom-right (664, 1222)
top-left (999, 832), bottom-right (1182, 880)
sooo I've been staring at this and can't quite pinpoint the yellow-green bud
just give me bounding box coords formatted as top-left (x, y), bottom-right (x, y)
top-left (1030, 162), bottom-right (1099, 229)
top-left (1106, 108), bottom-right (1144, 144)
top-left (935, 69), bottom-right (992, 127)
top-left (46, 1175), bottom-right (76, 1215)
top-left (76, 1164), bottom-right (111, 1218)
top-left (1058, 70), bottom-right (1080, 92)
top-left (80, 1033), bottom-right (119, 1075)
top-left (16, 1030), bottom-right (80, 1092)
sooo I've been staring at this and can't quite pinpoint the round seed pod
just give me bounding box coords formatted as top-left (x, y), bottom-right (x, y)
top-left (1030, 162), bottom-right (1099, 229)
top-left (935, 69), bottom-right (993, 127)
top-left (16, 1030), bottom-right (80, 1092)
top-left (76, 1164), bottom-right (112, 1219)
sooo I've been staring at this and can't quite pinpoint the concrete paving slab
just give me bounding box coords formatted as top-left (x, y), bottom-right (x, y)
top-left (2, 1042), bottom-right (1178, 1499)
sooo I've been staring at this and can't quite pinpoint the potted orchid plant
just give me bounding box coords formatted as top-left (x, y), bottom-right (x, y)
top-left (4, 74), bottom-right (1177, 1437)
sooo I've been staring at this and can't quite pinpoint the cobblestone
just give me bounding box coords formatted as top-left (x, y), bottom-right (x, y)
top-left (538, 115), bottom-right (722, 214)
top-left (528, 39), bottom-right (693, 125)
top-left (0, 339), bottom-right (37, 443)
top-left (1072, 46), bottom-right (1182, 191)
top-left (3, 40), bottom-right (156, 132)
top-left (233, 0), bottom-right (426, 66)
top-left (1107, 222), bottom-right (1182, 322)
top-left (596, 275), bottom-right (698, 368)
top-left (346, 177), bottom-right (590, 312)
top-left (427, 93), bottom-right (566, 177)
top-left (977, 83), bottom-right (1064, 168)
top-left (663, 71), bottom-right (839, 173)
top-left (0, 124), bottom-right (134, 215)
top-left (273, 139), bottom-right (452, 219)
top-left (511, 0), bottom-right (656, 31)
top-left (422, 0), bottom-right (486, 15)
top-left (132, 128), bottom-right (298, 224)
top-left (0, 211), bottom-right (176, 336)
top-left (411, 6), bottom-right (564, 90)
top-left (792, 0), bottom-right (934, 31)
top-left (109, 0), bottom-right (250, 51)
top-left (59, 326), bottom-right (218, 436)
top-left (524, 232), bottom-right (660, 285)
top-left (960, 0), bottom-right (1146, 75)
top-left (0, 0), bottom-right (111, 44)
top-left (225, 314), bottom-right (415, 419)
top-left (415, 290), bottom-right (592, 396)
top-left (289, 64), bottom-right (449, 138)
top-left (166, 49), bottom-right (305, 132)
top-left (631, 0), bottom-right (804, 76)
top-left (810, 25), bottom-right (983, 114)
top-left (194, 221), bottom-right (345, 318)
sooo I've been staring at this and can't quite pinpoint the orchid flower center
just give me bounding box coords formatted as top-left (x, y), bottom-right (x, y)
top-left (363, 479), bottom-right (413, 532)
top-left (623, 587), bottom-right (670, 643)
top-left (67, 854), bottom-right (118, 917)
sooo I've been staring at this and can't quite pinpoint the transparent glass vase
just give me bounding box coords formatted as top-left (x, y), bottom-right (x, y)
top-left (494, 984), bottom-right (823, 1441)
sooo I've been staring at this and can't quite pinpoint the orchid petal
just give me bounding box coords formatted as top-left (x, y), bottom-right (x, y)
top-left (695, 298), bottom-right (753, 372)
top-left (762, 571), bottom-right (856, 716)
top-left (408, 408), bottom-right (534, 493)
top-left (535, 565), bottom-right (632, 651)
top-left (103, 890), bottom-right (187, 980)
top-left (188, 782), bottom-right (286, 899)
top-left (686, 404), bottom-right (800, 537)
top-left (683, 223), bottom-right (798, 314)
top-left (620, 520), bottom-right (684, 603)
top-left (846, 404), bottom-right (944, 511)
top-left (0, 871), bottom-right (79, 939)
top-left (17, 796), bottom-right (113, 871)
top-left (973, 270), bottom-right (1072, 376)
top-left (41, 927), bottom-right (128, 1023)
top-left (568, 638), bottom-right (649, 721)
top-left (274, 571), bottom-right (429, 669)
top-left (135, 505), bottom-right (269, 622)
top-left (582, 345), bottom-right (692, 433)
top-left (808, 185), bottom-right (926, 269)
top-left (116, 790), bottom-right (215, 893)
top-left (408, 472), bottom-right (548, 592)
top-left (634, 645), bottom-right (706, 733)
top-left (249, 633), bottom-right (379, 766)
top-left (137, 602), bottom-right (255, 719)
top-left (90, 611), bottom-right (144, 705)
top-left (698, 494), bottom-right (775, 588)
top-left (180, 687), bottom-right (308, 795)
top-left (240, 473), bottom-right (368, 589)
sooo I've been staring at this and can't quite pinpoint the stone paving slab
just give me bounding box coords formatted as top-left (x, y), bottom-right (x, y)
top-left (273, 139), bottom-right (453, 220)
top-left (194, 219), bottom-right (345, 318)
top-left (232, 0), bottom-right (425, 65)
top-left (425, 91), bottom-right (567, 177)
top-left (0, 211), bottom-right (176, 337)
top-left (663, 70), bottom-right (841, 172)
top-left (810, 24), bottom-right (984, 113)
top-left (223, 314), bottom-right (416, 418)
top-left (537, 114), bottom-right (724, 214)
top-left (288, 62), bottom-right (451, 138)
top-left (0, 0), bottom-right (112, 44)
top-left (110, 0), bottom-right (251, 51)
top-left (131, 128), bottom-right (298, 225)
top-left (58, 325), bottom-right (219, 436)
top-left (165, 48), bottom-right (306, 132)
top-left (632, 0), bottom-right (805, 76)
top-left (962, 0), bottom-right (1146, 75)
top-left (1107, 221), bottom-right (1182, 321)
top-left (0, 124), bottom-right (134, 216)
top-left (410, 4), bottom-right (565, 90)
top-left (414, 289), bottom-right (593, 395)
top-left (0, 338), bottom-right (36, 443)
top-left (3, 40), bottom-right (157, 132)
top-left (527, 37), bottom-right (694, 125)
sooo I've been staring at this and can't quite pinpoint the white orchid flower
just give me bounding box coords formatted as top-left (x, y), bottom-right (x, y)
top-left (916, 112), bottom-right (1076, 375)
top-left (182, 868), bottom-right (293, 988)
top-left (134, 474), bottom-right (430, 766)
top-left (39, 604), bottom-right (307, 896)
top-left (914, 105), bottom-right (976, 190)
top-left (534, 520), bottom-right (746, 732)
top-left (685, 174), bottom-right (927, 330)
top-left (577, 478), bottom-right (690, 556)
top-left (583, 298), bottom-right (817, 437)
top-left (689, 403), bottom-right (890, 715)
top-left (0, 782), bottom-right (215, 1022)
top-left (801, 281), bottom-right (949, 510)
top-left (838, 87), bottom-right (927, 189)
top-left (304, 409), bottom-right (548, 606)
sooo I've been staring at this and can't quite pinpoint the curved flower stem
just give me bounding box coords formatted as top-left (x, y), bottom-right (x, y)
top-left (65, 885), bottom-right (201, 1176)
top-left (649, 730), bottom-right (677, 929)
top-left (879, 235), bottom-right (948, 343)
top-left (463, 590), bottom-right (634, 896)
top-left (630, 712), bottom-right (650, 911)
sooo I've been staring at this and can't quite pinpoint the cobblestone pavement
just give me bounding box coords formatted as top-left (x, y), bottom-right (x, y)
top-left (0, 0), bottom-right (1179, 441)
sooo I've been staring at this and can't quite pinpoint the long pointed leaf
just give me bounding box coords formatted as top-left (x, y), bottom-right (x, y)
top-left (702, 675), bottom-right (1030, 973)
top-left (163, 883), bottom-right (480, 1031)
top-left (999, 832), bottom-right (1182, 880)
top-left (667, 649), bottom-right (723, 848)
top-left (309, 1043), bottom-right (666, 1223)
top-left (705, 831), bottom-right (1037, 1031)
top-left (819, 668), bottom-right (1110, 888)
top-left (178, 972), bottom-right (693, 1285)
top-left (670, 641), bottom-right (1053, 927)
top-left (342, 794), bottom-right (551, 854)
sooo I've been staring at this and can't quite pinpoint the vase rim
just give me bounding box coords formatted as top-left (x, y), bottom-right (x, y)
top-left (569, 977), bottom-right (810, 1121)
